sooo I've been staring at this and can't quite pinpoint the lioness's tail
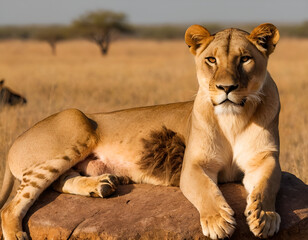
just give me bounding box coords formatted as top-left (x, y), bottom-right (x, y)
top-left (0, 162), bottom-right (14, 209)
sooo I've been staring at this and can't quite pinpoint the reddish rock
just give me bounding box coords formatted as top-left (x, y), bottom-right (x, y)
top-left (1, 172), bottom-right (308, 239)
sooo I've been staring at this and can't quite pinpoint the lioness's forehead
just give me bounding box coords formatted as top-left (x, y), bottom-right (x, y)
top-left (205, 28), bottom-right (251, 54)
top-left (214, 28), bottom-right (248, 40)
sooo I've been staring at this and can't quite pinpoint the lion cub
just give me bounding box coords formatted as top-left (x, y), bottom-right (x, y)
top-left (0, 23), bottom-right (281, 240)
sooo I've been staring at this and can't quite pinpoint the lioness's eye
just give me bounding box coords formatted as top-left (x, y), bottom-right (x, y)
top-left (206, 57), bottom-right (216, 64)
top-left (241, 56), bottom-right (251, 63)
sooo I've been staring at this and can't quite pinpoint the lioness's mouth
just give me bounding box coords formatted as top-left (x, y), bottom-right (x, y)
top-left (217, 98), bottom-right (246, 107)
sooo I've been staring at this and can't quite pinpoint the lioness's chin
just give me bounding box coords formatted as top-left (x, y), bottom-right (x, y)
top-left (214, 101), bottom-right (244, 115)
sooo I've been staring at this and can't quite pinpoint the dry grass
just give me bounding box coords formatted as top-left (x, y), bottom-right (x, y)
top-left (0, 38), bottom-right (307, 187)
top-left (269, 38), bottom-right (308, 183)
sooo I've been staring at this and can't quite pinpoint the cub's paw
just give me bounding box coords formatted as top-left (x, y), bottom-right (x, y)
top-left (95, 174), bottom-right (119, 198)
top-left (200, 204), bottom-right (236, 239)
top-left (245, 194), bottom-right (280, 238)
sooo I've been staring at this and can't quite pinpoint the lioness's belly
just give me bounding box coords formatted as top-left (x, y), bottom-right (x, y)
top-left (74, 144), bottom-right (140, 180)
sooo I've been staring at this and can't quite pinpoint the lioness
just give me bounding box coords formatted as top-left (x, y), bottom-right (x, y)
top-left (0, 23), bottom-right (281, 240)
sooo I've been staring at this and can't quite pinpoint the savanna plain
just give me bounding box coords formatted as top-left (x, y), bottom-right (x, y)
top-left (0, 37), bottom-right (307, 191)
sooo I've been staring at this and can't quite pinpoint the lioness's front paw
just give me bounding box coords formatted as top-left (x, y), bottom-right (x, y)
top-left (200, 204), bottom-right (236, 239)
top-left (245, 195), bottom-right (280, 238)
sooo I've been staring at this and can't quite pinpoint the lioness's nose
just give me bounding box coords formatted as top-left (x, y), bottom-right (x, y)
top-left (216, 84), bottom-right (239, 94)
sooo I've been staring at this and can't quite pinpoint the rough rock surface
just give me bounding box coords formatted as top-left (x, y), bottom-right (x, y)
top-left (1, 172), bottom-right (308, 239)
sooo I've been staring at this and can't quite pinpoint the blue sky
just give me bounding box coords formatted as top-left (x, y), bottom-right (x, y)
top-left (0, 0), bottom-right (307, 25)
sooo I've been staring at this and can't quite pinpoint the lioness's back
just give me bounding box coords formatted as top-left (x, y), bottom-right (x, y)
top-left (90, 101), bottom-right (193, 141)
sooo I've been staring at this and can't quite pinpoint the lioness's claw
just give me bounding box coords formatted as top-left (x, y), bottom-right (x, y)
top-left (96, 174), bottom-right (119, 198)
top-left (201, 206), bottom-right (236, 239)
top-left (245, 196), bottom-right (281, 238)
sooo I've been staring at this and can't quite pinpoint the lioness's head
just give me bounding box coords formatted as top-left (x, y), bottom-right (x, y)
top-left (185, 23), bottom-right (279, 114)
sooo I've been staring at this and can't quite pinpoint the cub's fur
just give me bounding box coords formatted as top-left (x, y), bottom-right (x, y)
top-left (0, 23), bottom-right (281, 240)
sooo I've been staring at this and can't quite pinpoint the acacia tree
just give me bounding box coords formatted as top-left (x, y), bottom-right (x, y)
top-left (35, 26), bottom-right (70, 55)
top-left (73, 10), bottom-right (130, 55)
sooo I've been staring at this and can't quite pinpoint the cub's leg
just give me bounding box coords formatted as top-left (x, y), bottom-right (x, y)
top-left (1, 158), bottom-right (76, 240)
top-left (180, 163), bottom-right (236, 240)
top-left (52, 169), bottom-right (128, 198)
top-left (243, 153), bottom-right (281, 238)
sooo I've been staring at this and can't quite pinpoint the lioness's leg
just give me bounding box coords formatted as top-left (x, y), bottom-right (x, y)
top-left (52, 169), bottom-right (123, 198)
top-left (1, 109), bottom-right (98, 239)
top-left (180, 163), bottom-right (236, 239)
top-left (243, 153), bottom-right (281, 238)
top-left (1, 158), bottom-right (74, 240)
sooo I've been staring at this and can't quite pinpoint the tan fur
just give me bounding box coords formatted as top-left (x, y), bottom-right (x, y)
top-left (0, 23), bottom-right (281, 240)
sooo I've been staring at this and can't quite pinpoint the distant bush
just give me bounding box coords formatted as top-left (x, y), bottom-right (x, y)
top-left (34, 25), bottom-right (72, 55)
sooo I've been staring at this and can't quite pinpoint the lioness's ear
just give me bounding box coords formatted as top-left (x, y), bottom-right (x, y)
top-left (247, 23), bottom-right (279, 56)
top-left (185, 25), bottom-right (212, 55)
top-left (0, 79), bottom-right (4, 87)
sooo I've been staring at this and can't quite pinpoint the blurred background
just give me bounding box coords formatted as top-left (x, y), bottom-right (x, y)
top-left (0, 0), bottom-right (307, 185)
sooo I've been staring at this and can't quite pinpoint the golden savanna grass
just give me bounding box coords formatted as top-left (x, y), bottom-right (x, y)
top-left (0, 38), bottom-right (307, 189)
